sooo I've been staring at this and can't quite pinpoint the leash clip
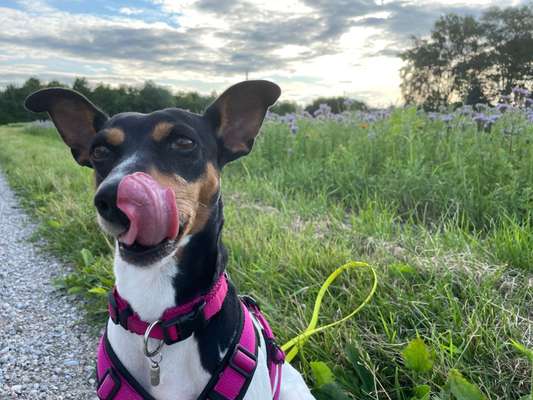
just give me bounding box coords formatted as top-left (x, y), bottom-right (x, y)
top-left (143, 320), bottom-right (164, 358)
top-left (143, 321), bottom-right (164, 387)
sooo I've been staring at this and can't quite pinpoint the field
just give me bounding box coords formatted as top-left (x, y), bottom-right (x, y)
top-left (0, 106), bottom-right (532, 399)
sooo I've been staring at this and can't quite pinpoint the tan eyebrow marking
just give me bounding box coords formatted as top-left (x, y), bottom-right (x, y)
top-left (151, 122), bottom-right (174, 142)
top-left (105, 128), bottom-right (125, 146)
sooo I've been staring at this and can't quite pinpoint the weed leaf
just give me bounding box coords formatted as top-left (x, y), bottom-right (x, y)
top-left (447, 369), bottom-right (486, 400)
top-left (345, 344), bottom-right (374, 392)
top-left (510, 339), bottom-right (533, 361)
top-left (402, 338), bottom-right (435, 373)
top-left (80, 248), bottom-right (94, 267)
top-left (313, 383), bottom-right (351, 400)
top-left (410, 384), bottom-right (431, 400)
top-left (88, 287), bottom-right (107, 295)
top-left (310, 361), bottom-right (335, 388)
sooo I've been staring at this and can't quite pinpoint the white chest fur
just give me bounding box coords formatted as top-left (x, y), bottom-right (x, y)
top-left (108, 246), bottom-right (313, 400)
top-left (110, 247), bottom-right (213, 398)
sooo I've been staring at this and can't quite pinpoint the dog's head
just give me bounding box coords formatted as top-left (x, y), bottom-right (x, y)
top-left (25, 81), bottom-right (280, 265)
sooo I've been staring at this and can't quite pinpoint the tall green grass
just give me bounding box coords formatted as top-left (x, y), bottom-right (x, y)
top-left (0, 116), bottom-right (531, 399)
top-left (245, 109), bottom-right (533, 232)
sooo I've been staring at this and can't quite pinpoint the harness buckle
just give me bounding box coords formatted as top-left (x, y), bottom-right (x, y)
top-left (108, 292), bottom-right (119, 324)
top-left (240, 295), bottom-right (260, 311)
top-left (108, 292), bottom-right (133, 329)
top-left (266, 338), bottom-right (286, 364)
top-left (229, 344), bottom-right (257, 379)
top-left (160, 301), bottom-right (207, 345)
top-left (118, 307), bottom-right (133, 329)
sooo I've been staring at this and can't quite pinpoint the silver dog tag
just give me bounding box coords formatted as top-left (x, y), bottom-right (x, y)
top-left (150, 360), bottom-right (160, 386)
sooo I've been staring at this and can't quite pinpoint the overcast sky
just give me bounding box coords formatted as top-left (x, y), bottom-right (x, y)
top-left (0, 0), bottom-right (526, 106)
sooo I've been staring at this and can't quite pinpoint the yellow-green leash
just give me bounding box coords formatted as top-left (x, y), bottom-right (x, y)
top-left (281, 261), bottom-right (378, 363)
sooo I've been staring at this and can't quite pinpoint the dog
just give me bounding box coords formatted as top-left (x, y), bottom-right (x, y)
top-left (25, 81), bottom-right (315, 400)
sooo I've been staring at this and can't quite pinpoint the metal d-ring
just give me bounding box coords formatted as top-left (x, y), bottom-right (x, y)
top-left (143, 320), bottom-right (164, 358)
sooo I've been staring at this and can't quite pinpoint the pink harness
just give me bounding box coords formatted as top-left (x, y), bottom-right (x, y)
top-left (96, 274), bottom-right (285, 400)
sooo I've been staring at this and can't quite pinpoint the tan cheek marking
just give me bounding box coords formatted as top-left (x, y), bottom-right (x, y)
top-left (148, 164), bottom-right (220, 237)
top-left (149, 168), bottom-right (201, 237)
top-left (106, 128), bottom-right (125, 146)
top-left (151, 122), bottom-right (174, 142)
top-left (191, 163), bottom-right (220, 234)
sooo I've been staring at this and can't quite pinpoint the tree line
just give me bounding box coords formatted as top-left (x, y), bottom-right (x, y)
top-left (0, 77), bottom-right (368, 125)
top-left (0, 77), bottom-right (218, 125)
top-left (401, 4), bottom-right (533, 110)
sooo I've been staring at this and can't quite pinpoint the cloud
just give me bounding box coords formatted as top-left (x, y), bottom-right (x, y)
top-left (0, 0), bottom-right (523, 105)
top-left (118, 7), bottom-right (145, 15)
top-left (194, 0), bottom-right (239, 13)
top-left (0, 3), bottom-right (334, 76)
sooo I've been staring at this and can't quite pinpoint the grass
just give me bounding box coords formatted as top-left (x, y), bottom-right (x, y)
top-left (0, 112), bottom-right (531, 399)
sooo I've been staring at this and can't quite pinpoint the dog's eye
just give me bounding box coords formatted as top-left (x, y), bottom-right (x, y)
top-left (91, 146), bottom-right (112, 161)
top-left (170, 136), bottom-right (195, 151)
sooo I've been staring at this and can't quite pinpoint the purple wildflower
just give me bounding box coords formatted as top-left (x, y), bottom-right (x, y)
top-left (313, 103), bottom-right (332, 118)
top-left (457, 105), bottom-right (473, 115)
top-left (428, 112), bottom-right (440, 121)
top-left (512, 87), bottom-right (530, 97)
top-left (290, 122), bottom-right (298, 135)
top-left (343, 98), bottom-right (354, 107)
top-left (487, 114), bottom-right (501, 124)
top-left (496, 103), bottom-right (512, 112)
top-left (473, 113), bottom-right (487, 123)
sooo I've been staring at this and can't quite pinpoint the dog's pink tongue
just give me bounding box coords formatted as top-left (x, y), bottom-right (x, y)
top-left (117, 172), bottom-right (179, 247)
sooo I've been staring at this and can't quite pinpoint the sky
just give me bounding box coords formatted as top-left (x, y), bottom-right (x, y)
top-left (0, 0), bottom-right (527, 106)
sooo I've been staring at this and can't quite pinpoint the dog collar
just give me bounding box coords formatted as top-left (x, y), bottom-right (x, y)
top-left (107, 273), bottom-right (228, 344)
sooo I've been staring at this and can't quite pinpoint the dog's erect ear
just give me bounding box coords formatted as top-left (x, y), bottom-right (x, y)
top-left (25, 88), bottom-right (108, 167)
top-left (204, 80), bottom-right (280, 165)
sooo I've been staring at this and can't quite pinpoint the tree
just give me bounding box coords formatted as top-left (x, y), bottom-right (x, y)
top-left (401, 5), bottom-right (533, 109)
top-left (0, 78), bottom-right (46, 123)
top-left (135, 81), bottom-right (175, 113)
top-left (481, 6), bottom-right (533, 96)
top-left (1, 77), bottom-right (369, 124)
top-left (174, 91), bottom-right (216, 113)
top-left (46, 80), bottom-right (67, 88)
top-left (72, 77), bottom-right (92, 98)
top-left (401, 14), bottom-right (487, 109)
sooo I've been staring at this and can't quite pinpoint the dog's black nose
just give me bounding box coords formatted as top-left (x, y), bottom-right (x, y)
top-left (94, 184), bottom-right (130, 227)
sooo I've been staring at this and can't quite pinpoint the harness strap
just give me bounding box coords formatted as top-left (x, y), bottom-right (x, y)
top-left (206, 302), bottom-right (258, 400)
top-left (96, 331), bottom-right (156, 400)
top-left (97, 297), bottom-right (284, 400)
top-left (108, 273), bottom-right (228, 345)
top-left (241, 296), bottom-right (285, 400)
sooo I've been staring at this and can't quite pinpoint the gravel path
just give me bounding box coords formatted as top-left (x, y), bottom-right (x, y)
top-left (0, 172), bottom-right (98, 399)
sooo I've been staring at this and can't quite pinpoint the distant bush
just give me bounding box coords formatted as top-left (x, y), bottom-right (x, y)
top-left (305, 96), bottom-right (367, 115)
top-left (270, 100), bottom-right (299, 115)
